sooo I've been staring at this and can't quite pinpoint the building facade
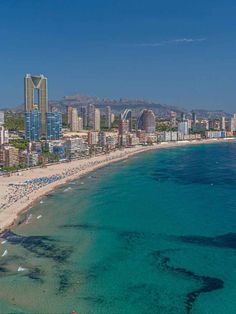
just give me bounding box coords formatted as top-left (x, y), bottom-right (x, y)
top-left (94, 108), bottom-right (100, 131)
top-left (105, 106), bottom-right (112, 128)
top-left (178, 121), bottom-right (189, 135)
top-left (137, 109), bottom-right (156, 133)
top-left (25, 111), bottom-right (41, 141)
top-left (0, 111), bottom-right (4, 125)
top-left (230, 114), bottom-right (236, 132)
top-left (87, 104), bottom-right (95, 129)
top-left (46, 112), bottom-right (62, 140)
top-left (24, 74), bottom-right (48, 135)
top-left (0, 126), bottom-right (9, 146)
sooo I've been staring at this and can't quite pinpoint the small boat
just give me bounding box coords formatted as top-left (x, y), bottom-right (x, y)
top-left (18, 266), bottom-right (27, 272)
top-left (1, 240), bottom-right (7, 244)
top-left (2, 249), bottom-right (8, 257)
top-left (37, 215), bottom-right (42, 220)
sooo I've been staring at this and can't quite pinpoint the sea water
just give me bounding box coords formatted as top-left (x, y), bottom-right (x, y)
top-left (0, 142), bottom-right (236, 314)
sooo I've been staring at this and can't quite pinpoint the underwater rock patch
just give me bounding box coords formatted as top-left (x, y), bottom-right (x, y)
top-left (178, 232), bottom-right (236, 249)
top-left (151, 250), bottom-right (223, 314)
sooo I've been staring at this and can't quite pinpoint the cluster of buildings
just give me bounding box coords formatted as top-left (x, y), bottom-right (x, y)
top-left (176, 112), bottom-right (235, 138)
top-left (66, 104), bottom-right (115, 133)
top-left (0, 73), bottom-right (236, 171)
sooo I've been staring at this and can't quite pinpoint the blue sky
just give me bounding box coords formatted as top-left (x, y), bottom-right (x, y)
top-left (0, 0), bottom-right (236, 112)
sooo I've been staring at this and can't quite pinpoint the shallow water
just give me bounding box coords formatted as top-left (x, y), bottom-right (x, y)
top-left (1, 142), bottom-right (236, 313)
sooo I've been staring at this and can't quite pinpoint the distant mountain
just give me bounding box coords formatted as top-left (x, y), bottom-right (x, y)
top-left (60, 94), bottom-right (231, 118)
top-left (4, 93), bottom-right (232, 119)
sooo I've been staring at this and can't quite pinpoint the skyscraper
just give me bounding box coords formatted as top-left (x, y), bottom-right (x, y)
top-left (230, 114), bottom-right (236, 132)
top-left (24, 74), bottom-right (48, 135)
top-left (66, 105), bottom-right (73, 125)
top-left (69, 108), bottom-right (83, 132)
top-left (94, 108), bottom-right (101, 131)
top-left (70, 108), bottom-right (79, 132)
top-left (137, 109), bottom-right (156, 133)
top-left (221, 116), bottom-right (226, 131)
top-left (25, 111), bottom-right (41, 141)
top-left (192, 112), bottom-right (197, 128)
top-left (46, 112), bottom-right (62, 140)
top-left (0, 111), bottom-right (4, 125)
top-left (80, 106), bottom-right (88, 128)
top-left (0, 126), bottom-right (9, 146)
top-left (87, 104), bottom-right (95, 129)
top-left (119, 119), bottom-right (129, 135)
top-left (178, 121), bottom-right (189, 135)
top-left (170, 111), bottom-right (177, 128)
top-left (105, 106), bottom-right (112, 128)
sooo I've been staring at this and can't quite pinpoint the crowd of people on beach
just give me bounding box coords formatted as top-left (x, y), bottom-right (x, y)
top-left (0, 151), bottom-right (128, 212)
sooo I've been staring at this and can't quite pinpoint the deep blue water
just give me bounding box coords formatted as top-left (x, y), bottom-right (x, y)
top-left (0, 142), bottom-right (236, 314)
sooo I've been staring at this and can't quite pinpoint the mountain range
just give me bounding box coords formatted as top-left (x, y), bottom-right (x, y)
top-left (5, 93), bottom-right (232, 119)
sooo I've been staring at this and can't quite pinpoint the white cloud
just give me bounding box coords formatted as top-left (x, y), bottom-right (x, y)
top-left (135, 38), bottom-right (207, 47)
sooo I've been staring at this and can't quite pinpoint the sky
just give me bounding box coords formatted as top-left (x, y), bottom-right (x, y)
top-left (0, 0), bottom-right (236, 112)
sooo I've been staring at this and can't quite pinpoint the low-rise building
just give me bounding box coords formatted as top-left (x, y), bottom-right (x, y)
top-left (64, 137), bottom-right (88, 159)
top-left (0, 126), bottom-right (9, 146)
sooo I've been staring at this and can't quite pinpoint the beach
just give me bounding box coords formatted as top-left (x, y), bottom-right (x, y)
top-left (0, 138), bottom-right (235, 233)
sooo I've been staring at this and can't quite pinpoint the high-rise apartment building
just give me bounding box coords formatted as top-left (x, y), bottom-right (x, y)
top-left (137, 109), bottom-right (156, 133)
top-left (70, 108), bottom-right (79, 132)
top-left (46, 112), bottom-right (62, 140)
top-left (230, 114), bottom-right (236, 132)
top-left (69, 108), bottom-right (83, 132)
top-left (0, 111), bottom-right (4, 125)
top-left (94, 108), bottom-right (100, 131)
top-left (178, 121), bottom-right (189, 135)
top-left (24, 74), bottom-right (48, 135)
top-left (192, 112), bottom-right (197, 128)
top-left (87, 104), bottom-right (95, 129)
top-left (170, 111), bottom-right (177, 128)
top-left (80, 106), bottom-right (88, 128)
top-left (119, 119), bottom-right (129, 136)
top-left (221, 117), bottom-right (226, 131)
top-left (105, 106), bottom-right (112, 128)
top-left (0, 126), bottom-right (9, 146)
top-left (25, 111), bottom-right (41, 141)
top-left (66, 105), bottom-right (73, 125)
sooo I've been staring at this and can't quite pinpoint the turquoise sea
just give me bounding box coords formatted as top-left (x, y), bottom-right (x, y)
top-left (1, 142), bottom-right (236, 314)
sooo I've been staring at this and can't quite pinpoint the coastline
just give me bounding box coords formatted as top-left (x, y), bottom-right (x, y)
top-left (0, 138), bottom-right (235, 234)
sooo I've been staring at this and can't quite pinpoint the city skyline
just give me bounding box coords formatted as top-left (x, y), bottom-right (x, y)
top-left (1, 1), bottom-right (236, 111)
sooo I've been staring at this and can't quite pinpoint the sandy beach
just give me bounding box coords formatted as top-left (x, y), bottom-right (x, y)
top-left (0, 138), bottom-right (235, 233)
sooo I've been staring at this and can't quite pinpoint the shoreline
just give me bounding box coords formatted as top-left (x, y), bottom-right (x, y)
top-left (0, 138), bottom-right (235, 234)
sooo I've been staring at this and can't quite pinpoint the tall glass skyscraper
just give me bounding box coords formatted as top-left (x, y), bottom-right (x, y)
top-left (25, 111), bottom-right (41, 141)
top-left (24, 74), bottom-right (48, 135)
top-left (46, 112), bottom-right (62, 140)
